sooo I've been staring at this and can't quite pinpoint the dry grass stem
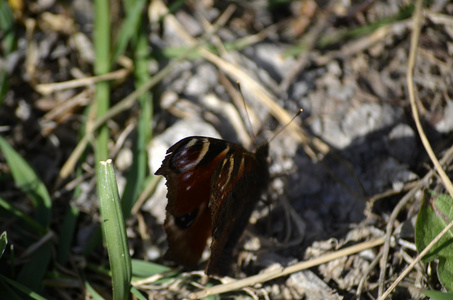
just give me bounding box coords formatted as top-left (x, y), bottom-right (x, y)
top-left (36, 68), bottom-right (130, 95)
top-left (379, 0), bottom-right (453, 297)
top-left (194, 238), bottom-right (385, 298)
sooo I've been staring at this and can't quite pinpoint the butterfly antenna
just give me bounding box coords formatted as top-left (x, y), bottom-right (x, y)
top-left (236, 81), bottom-right (257, 144)
top-left (268, 109), bottom-right (303, 144)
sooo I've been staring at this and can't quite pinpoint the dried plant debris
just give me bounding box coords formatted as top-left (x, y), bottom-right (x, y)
top-left (1, 0), bottom-right (453, 299)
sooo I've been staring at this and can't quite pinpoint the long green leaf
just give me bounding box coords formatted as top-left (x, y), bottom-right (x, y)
top-left (83, 272), bottom-right (105, 300)
top-left (0, 136), bottom-right (51, 228)
top-left (0, 231), bottom-right (7, 258)
top-left (0, 197), bottom-right (46, 235)
top-left (121, 4), bottom-right (153, 218)
top-left (57, 205), bottom-right (79, 266)
top-left (422, 290), bottom-right (453, 300)
top-left (97, 159), bottom-right (132, 300)
top-left (94, 0), bottom-right (111, 164)
top-left (111, 0), bottom-right (147, 65)
top-left (0, 276), bottom-right (22, 300)
top-left (17, 243), bottom-right (52, 293)
top-left (131, 286), bottom-right (147, 300)
top-left (0, 0), bottom-right (16, 103)
top-left (0, 274), bottom-right (46, 300)
top-left (131, 259), bottom-right (170, 278)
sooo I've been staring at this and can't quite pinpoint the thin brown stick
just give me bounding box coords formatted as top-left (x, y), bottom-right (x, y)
top-left (36, 68), bottom-right (129, 95)
top-left (376, 143), bottom-right (453, 297)
top-left (377, 182), bottom-right (420, 297)
top-left (236, 81), bottom-right (257, 144)
top-left (278, 1), bottom-right (332, 93)
top-left (357, 250), bottom-right (383, 299)
top-left (378, 0), bottom-right (453, 297)
top-left (192, 238), bottom-right (384, 298)
top-left (378, 219), bottom-right (453, 300)
top-left (406, 6), bottom-right (453, 197)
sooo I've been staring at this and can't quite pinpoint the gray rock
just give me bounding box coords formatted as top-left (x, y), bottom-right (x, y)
top-left (385, 123), bottom-right (417, 164)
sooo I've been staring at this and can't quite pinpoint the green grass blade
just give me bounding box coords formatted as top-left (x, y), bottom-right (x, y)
top-left (422, 290), bottom-right (453, 300)
top-left (0, 276), bottom-right (22, 300)
top-left (57, 205), bottom-right (79, 266)
top-left (111, 0), bottom-right (147, 65)
top-left (83, 273), bottom-right (105, 300)
top-left (0, 231), bottom-right (7, 258)
top-left (16, 242), bottom-right (52, 293)
top-left (131, 259), bottom-right (170, 278)
top-left (81, 226), bottom-right (102, 257)
top-left (0, 274), bottom-right (47, 300)
top-left (0, 1), bottom-right (16, 54)
top-left (97, 160), bottom-right (132, 300)
top-left (0, 0), bottom-right (17, 103)
top-left (0, 136), bottom-right (52, 228)
top-left (94, 0), bottom-right (111, 164)
top-left (317, 5), bottom-right (414, 48)
top-left (121, 11), bottom-right (153, 218)
top-left (0, 197), bottom-right (46, 235)
top-left (285, 5), bottom-right (414, 57)
top-left (131, 286), bottom-right (147, 300)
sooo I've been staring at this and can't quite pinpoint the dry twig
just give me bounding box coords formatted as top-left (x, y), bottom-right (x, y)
top-left (378, 0), bottom-right (453, 297)
top-left (193, 238), bottom-right (384, 298)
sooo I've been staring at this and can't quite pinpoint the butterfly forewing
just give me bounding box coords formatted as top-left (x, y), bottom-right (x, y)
top-left (155, 137), bottom-right (231, 267)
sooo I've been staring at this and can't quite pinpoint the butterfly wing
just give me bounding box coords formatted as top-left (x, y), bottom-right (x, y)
top-left (155, 137), bottom-right (231, 268)
top-left (206, 143), bottom-right (269, 276)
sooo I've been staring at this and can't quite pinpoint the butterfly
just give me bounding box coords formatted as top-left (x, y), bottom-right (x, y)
top-left (155, 135), bottom-right (269, 276)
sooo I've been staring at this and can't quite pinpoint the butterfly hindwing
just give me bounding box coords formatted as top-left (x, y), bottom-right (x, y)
top-left (207, 144), bottom-right (269, 276)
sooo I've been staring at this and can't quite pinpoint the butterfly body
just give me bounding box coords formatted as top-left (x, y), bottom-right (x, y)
top-left (155, 136), bottom-right (269, 276)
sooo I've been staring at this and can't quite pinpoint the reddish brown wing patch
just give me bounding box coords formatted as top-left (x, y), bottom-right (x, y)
top-left (155, 137), bottom-right (230, 267)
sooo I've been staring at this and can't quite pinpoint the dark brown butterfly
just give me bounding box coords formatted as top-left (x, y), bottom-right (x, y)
top-left (155, 136), bottom-right (269, 276)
